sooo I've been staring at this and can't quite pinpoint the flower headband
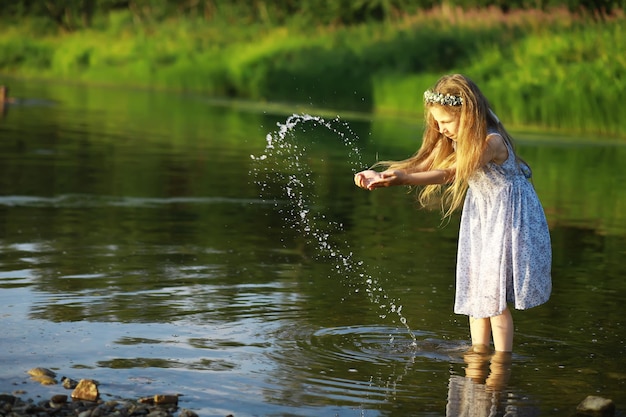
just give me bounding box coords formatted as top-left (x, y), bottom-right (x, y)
top-left (423, 90), bottom-right (463, 106)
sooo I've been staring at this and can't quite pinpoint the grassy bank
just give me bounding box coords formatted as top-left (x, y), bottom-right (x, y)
top-left (1, 7), bottom-right (624, 137)
top-left (372, 13), bottom-right (624, 136)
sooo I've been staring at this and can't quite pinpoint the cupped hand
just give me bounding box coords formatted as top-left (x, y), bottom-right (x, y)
top-left (354, 170), bottom-right (381, 190)
top-left (370, 169), bottom-right (407, 189)
top-left (354, 169), bottom-right (407, 190)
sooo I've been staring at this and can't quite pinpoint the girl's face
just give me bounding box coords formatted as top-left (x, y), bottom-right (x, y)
top-left (430, 106), bottom-right (460, 141)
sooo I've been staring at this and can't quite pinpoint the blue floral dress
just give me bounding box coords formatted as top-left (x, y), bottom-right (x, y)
top-left (454, 135), bottom-right (552, 319)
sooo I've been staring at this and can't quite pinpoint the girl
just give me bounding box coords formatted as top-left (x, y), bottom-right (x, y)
top-left (354, 74), bottom-right (551, 353)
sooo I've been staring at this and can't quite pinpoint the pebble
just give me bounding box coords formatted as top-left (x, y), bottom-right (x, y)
top-left (72, 379), bottom-right (100, 402)
top-left (61, 376), bottom-right (79, 389)
top-left (8, 368), bottom-right (218, 417)
top-left (577, 395), bottom-right (615, 416)
top-left (0, 394), bottom-right (204, 417)
top-left (27, 368), bottom-right (58, 386)
top-left (27, 368), bottom-right (57, 379)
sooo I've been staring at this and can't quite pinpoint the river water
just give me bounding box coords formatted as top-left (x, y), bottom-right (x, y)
top-left (0, 80), bottom-right (624, 416)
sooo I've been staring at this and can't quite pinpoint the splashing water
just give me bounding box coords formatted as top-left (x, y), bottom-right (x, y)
top-left (251, 114), bottom-right (416, 343)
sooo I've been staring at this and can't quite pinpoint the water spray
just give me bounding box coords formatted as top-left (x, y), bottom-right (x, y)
top-left (251, 114), bottom-right (416, 343)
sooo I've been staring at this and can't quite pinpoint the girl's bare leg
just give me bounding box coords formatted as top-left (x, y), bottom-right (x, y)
top-left (469, 316), bottom-right (491, 349)
top-left (490, 307), bottom-right (513, 352)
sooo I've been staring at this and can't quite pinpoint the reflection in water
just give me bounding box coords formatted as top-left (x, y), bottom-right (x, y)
top-left (447, 350), bottom-right (540, 417)
top-left (0, 85), bottom-right (13, 119)
top-left (0, 85), bottom-right (56, 120)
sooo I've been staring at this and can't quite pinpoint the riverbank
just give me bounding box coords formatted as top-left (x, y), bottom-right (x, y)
top-left (0, 368), bottom-right (198, 417)
top-left (0, 393), bottom-right (193, 417)
top-left (1, 6), bottom-right (624, 137)
top-left (2, 373), bottom-right (618, 417)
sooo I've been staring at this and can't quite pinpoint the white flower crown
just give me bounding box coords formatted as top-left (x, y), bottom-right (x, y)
top-left (423, 90), bottom-right (463, 106)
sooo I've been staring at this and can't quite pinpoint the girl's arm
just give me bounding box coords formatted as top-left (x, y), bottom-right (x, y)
top-left (354, 138), bottom-right (450, 190)
top-left (354, 168), bottom-right (453, 190)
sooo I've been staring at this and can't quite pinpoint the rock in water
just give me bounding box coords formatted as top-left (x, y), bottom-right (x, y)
top-left (179, 409), bottom-right (199, 417)
top-left (71, 379), bottom-right (100, 402)
top-left (27, 367), bottom-right (56, 377)
top-left (62, 376), bottom-right (79, 389)
top-left (576, 395), bottom-right (615, 416)
top-left (154, 394), bottom-right (179, 405)
top-left (27, 368), bottom-right (58, 385)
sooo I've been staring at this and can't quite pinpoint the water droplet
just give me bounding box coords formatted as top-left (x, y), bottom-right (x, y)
top-left (251, 114), bottom-right (417, 343)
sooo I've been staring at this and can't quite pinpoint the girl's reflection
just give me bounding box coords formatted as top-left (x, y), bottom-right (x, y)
top-left (446, 348), bottom-right (530, 417)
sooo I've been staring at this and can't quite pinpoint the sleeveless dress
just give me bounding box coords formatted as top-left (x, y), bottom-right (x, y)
top-left (454, 134), bottom-right (552, 319)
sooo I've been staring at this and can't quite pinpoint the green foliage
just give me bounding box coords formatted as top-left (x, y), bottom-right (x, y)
top-left (0, 0), bottom-right (623, 33)
top-left (0, 37), bottom-right (53, 70)
top-left (470, 20), bottom-right (624, 135)
top-left (0, 4), bottom-right (624, 137)
top-left (370, 15), bottom-right (626, 136)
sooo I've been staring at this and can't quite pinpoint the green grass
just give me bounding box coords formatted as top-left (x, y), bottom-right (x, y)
top-left (370, 10), bottom-right (625, 136)
top-left (1, 7), bottom-right (624, 137)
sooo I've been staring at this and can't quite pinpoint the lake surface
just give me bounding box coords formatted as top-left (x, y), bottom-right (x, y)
top-left (0, 80), bottom-right (625, 416)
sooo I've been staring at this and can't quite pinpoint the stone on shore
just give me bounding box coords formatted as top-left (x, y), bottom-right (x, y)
top-left (0, 394), bottom-right (195, 417)
top-left (576, 395), bottom-right (615, 416)
top-left (179, 409), bottom-right (199, 417)
top-left (50, 394), bottom-right (68, 408)
top-left (0, 394), bottom-right (16, 405)
top-left (139, 394), bottom-right (180, 406)
top-left (155, 395), bottom-right (179, 405)
top-left (71, 379), bottom-right (100, 402)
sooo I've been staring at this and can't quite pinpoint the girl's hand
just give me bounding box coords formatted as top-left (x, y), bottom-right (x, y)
top-left (354, 170), bottom-right (382, 189)
top-left (354, 169), bottom-right (406, 190)
top-left (368, 169), bottom-right (407, 189)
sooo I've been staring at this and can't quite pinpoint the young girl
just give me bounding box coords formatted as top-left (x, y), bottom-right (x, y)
top-left (354, 74), bottom-right (551, 353)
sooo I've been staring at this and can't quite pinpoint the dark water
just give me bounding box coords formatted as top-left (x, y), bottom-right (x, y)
top-left (0, 80), bottom-right (625, 416)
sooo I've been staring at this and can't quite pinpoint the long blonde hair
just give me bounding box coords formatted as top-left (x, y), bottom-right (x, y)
top-left (377, 74), bottom-right (526, 218)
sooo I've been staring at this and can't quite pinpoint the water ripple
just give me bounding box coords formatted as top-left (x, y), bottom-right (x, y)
top-left (265, 324), bottom-right (469, 408)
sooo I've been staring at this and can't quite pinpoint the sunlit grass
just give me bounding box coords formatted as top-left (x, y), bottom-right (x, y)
top-left (0, 6), bottom-right (623, 137)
